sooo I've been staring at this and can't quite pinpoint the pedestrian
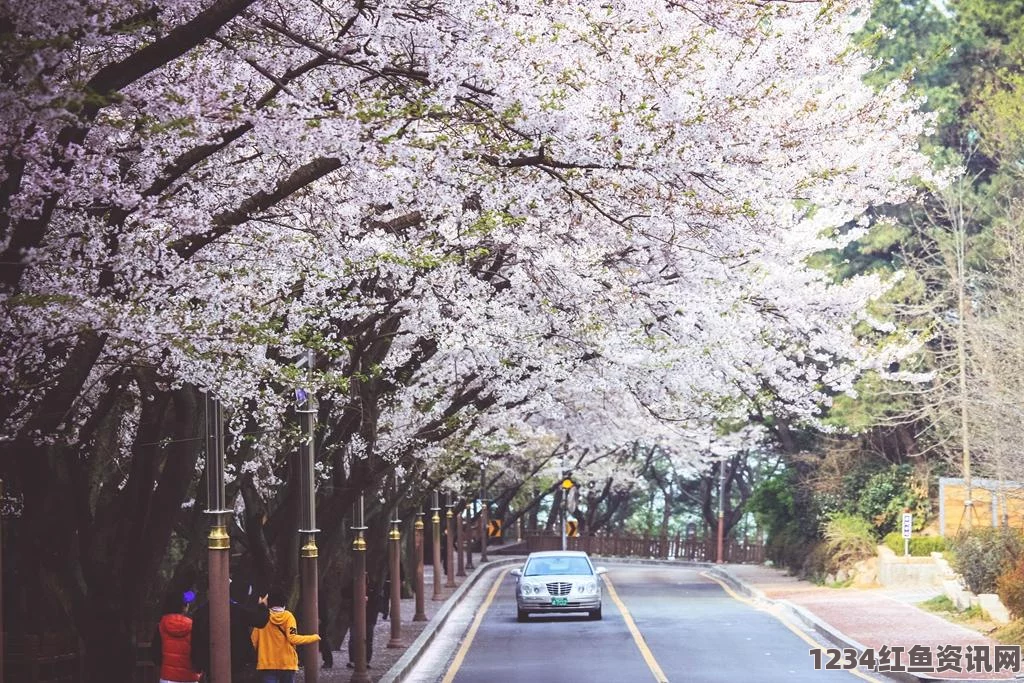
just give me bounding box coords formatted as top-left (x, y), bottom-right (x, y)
top-left (344, 574), bottom-right (387, 668)
top-left (191, 577), bottom-right (271, 682)
top-left (318, 598), bottom-right (334, 669)
top-left (151, 590), bottom-right (201, 683)
top-left (251, 588), bottom-right (321, 683)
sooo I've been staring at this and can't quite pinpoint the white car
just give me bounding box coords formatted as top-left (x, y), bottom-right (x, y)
top-left (511, 550), bottom-right (608, 621)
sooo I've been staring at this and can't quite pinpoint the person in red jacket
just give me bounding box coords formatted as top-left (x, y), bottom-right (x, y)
top-left (151, 591), bottom-right (201, 683)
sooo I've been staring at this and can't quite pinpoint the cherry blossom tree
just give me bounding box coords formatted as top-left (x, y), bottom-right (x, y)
top-left (0, 0), bottom-right (931, 676)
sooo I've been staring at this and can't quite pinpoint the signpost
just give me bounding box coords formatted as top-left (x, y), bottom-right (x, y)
top-left (902, 510), bottom-right (913, 557)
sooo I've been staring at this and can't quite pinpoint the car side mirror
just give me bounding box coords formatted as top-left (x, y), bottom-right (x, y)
top-left (510, 568), bottom-right (522, 577)
top-left (595, 567), bottom-right (608, 575)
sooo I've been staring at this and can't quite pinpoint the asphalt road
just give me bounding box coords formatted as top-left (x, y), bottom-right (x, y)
top-left (436, 564), bottom-right (884, 683)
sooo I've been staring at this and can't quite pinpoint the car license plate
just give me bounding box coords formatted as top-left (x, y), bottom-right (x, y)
top-left (550, 597), bottom-right (568, 607)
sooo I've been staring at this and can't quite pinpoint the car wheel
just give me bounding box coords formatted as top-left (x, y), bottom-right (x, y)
top-left (589, 606), bottom-right (602, 620)
top-left (517, 608), bottom-right (529, 622)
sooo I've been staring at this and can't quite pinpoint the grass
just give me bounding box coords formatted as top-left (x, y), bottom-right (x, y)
top-left (994, 620), bottom-right (1024, 646)
top-left (826, 577), bottom-right (855, 589)
top-left (918, 595), bottom-right (996, 634)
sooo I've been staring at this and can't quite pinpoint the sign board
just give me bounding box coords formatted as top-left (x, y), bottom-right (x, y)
top-left (566, 520), bottom-right (579, 537)
top-left (566, 486), bottom-right (578, 514)
top-left (487, 520), bottom-right (502, 538)
top-left (902, 512), bottom-right (913, 539)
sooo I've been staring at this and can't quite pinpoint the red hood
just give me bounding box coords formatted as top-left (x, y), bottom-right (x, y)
top-left (159, 613), bottom-right (193, 638)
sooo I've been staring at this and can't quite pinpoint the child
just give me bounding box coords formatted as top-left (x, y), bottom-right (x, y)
top-left (151, 591), bottom-right (201, 683)
top-left (250, 589), bottom-right (321, 683)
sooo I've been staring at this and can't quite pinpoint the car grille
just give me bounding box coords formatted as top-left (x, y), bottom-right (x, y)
top-left (546, 581), bottom-right (571, 596)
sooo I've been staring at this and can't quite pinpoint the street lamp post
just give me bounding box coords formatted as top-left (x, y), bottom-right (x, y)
top-left (296, 350), bottom-right (319, 683)
top-left (0, 479), bottom-right (5, 683)
top-left (413, 510), bottom-right (427, 620)
top-left (465, 506), bottom-right (475, 571)
top-left (716, 458), bottom-right (726, 564)
top-left (445, 492), bottom-right (456, 588)
top-left (387, 479), bottom-right (403, 648)
top-left (350, 495), bottom-right (370, 683)
top-left (431, 490), bottom-right (443, 600)
top-left (456, 498), bottom-right (466, 577)
top-left (479, 466), bottom-right (488, 563)
top-left (560, 455), bottom-right (568, 552)
top-left (205, 396), bottom-right (232, 683)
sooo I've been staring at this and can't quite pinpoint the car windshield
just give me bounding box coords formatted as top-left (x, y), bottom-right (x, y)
top-left (524, 556), bottom-right (594, 576)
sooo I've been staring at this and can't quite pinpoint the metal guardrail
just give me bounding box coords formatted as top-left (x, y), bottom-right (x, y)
top-left (523, 533), bottom-right (764, 564)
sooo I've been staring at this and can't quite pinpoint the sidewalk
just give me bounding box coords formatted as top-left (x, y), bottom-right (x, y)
top-left (715, 563), bottom-right (1010, 681)
top-left (301, 549), bottom-right (521, 683)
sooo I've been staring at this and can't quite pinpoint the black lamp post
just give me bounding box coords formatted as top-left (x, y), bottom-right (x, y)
top-left (431, 490), bottom-right (443, 600)
top-left (445, 491), bottom-right (456, 588)
top-left (205, 396), bottom-right (231, 683)
top-left (387, 474), bottom-right (403, 648)
top-left (296, 350), bottom-right (319, 682)
top-left (350, 494), bottom-right (369, 683)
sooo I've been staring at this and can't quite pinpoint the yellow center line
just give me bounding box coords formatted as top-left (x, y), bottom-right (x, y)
top-left (700, 571), bottom-right (883, 683)
top-left (441, 568), bottom-right (509, 683)
top-left (603, 573), bottom-right (670, 683)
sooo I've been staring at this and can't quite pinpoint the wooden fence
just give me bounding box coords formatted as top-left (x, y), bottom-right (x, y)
top-left (523, 532), bottom-right (764, 564)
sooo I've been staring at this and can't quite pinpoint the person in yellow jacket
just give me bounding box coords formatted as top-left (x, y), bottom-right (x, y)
top-left (250, 589), bottom-right (321, 683)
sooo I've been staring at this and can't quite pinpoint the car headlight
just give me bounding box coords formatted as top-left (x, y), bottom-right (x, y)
top-left (521, 582), bottom-right (544, 595)
top-left (576, 582), bottom-right (597, 593)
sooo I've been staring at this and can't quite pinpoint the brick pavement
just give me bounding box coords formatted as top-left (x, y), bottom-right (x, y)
top-left (719, 563), bottom-right (1011, 681)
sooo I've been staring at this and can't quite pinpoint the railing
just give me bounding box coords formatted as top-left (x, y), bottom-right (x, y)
top-left (523, 532), bottom-right (764, 564)
top-left (3, 633), bottom-right (157, 683)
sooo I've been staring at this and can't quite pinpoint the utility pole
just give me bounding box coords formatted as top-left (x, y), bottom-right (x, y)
top-left (205, 397), bottom-right (232, 683)
top-left (297, 350), bottom-right (319, 682)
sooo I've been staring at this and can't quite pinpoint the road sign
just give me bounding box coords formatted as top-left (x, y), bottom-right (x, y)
top-left (566, 520), bottom-right (578, 537)
top-left (566, 486), bottom-right (578, 514)
top-left (487, 520), bottom-right (502, 538)
top-left (901, 513), bottom-right (913, 539)
top-left (561, 478), bottom-right (574, 490)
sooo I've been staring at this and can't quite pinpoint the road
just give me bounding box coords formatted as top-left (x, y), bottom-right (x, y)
top-left (414, 564), bottom-right (890, 683)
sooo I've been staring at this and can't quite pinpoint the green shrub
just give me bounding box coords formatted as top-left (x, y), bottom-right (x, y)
top-left (851, 464), bottom-right (930, 536)
top-left (997, 561), bottom-right (1024, 618)
top-left (951, 527), bottom-right (1024, 594)
top-left (883, 532), bottom-right (948, 556)
top-left (749, 472), bottom-right (823, 574)
top-left (823, 513), bottom-right (877, 569)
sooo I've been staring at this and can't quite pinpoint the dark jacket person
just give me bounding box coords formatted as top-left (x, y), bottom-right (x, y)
top-left (191, 579), bottom-right (271, 682)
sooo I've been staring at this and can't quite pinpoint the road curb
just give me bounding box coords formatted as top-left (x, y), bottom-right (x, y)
top-left (378, 557), bottom-right (522, 683)
top-left (705, 566), bottom-right (925, 683)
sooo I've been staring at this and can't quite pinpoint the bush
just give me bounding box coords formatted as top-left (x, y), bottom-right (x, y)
top-left (851, 464), bottom-right (930, 537)
top-left (951, 527), bottom-right (1024, 594)
top-left (883, 532), bottom-right (948, 556)
top-left (997, 561), bottom-right (1024, 619)
top-left (750, 472), bottom-right (823, 574)
top-left (823, 513), bottom-right (877, 569)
